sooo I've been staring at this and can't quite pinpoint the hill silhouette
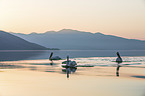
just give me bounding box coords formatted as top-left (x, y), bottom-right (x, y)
top-left (11, 29), bottom-right (145, 50)
top-left (0, 30), bottom-right (48, 50)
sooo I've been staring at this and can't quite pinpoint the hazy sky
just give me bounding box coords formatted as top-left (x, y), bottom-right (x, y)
top-left (0, 0), bottom-right (145, 40)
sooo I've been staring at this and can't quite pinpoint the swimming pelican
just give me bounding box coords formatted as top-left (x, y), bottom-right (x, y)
top-left (116, 52), bottom-right (123, 63)
top-left (49, 52), bottom-right (61, 61)
top-left (62, 56), bottom-right (77, 68)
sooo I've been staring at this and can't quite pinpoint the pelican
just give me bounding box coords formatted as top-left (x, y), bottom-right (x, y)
top-left (62, 56), bottom-right (77, 68)
top-left (49, 52), bottom-right (61, 61)
top-left (116, 52), bottom-right (123, 63)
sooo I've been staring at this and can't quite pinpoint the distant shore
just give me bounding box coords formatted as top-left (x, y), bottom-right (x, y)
top-left (0, 48), bottom-right (60, 51)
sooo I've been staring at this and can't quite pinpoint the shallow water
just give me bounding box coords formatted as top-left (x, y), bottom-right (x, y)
top-left (0, 50), bottom-right (145, 78)
top-left (0, 50), bottom-right (145, 96)
top-left (0, 50), bottom-right (145, 61)
top-left (0, 54), bottom-right (145, 75)
top-left (0, 50), bottom-right (145, 68)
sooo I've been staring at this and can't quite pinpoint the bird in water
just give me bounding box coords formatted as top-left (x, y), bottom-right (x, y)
top-left (62, 56), bottom-right (77, 68)
top-left (49, 52), bottom-right (61, 61)
top-left (116, 52), bottom-right (123, 63)
top-left (116, 52), bottom-right (122, 77)
top-left (62, 56), bottom-right (77, 79)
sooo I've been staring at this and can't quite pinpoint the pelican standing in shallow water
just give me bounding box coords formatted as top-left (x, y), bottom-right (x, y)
top-left (116, 52), bottom-right (123, 63)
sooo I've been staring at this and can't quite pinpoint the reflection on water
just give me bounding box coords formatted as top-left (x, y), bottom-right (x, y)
top-left (0, 50), bottom-right (46, 61)
top-left (0, 50), bottom-right (145, 79)
top-left (116, 64), bottom-right (121, 77)
top-left (1, 50), bottom-right (145, 61)
top-left (0, 63), bottom-right (24, 69)
top-left (62, 67), bottom-right (77, 78)
top-left (132, 76), bottom-right (145, 79)
top-left (0, 56), bottom-right (145, 79)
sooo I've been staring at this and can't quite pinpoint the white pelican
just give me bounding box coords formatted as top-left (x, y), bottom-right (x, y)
top-left (116, 52), bottom-right (123, 63)
top-left (62, 56), bottom-right (77, 68)
top-left (49, 52), bottom-right (61, 61)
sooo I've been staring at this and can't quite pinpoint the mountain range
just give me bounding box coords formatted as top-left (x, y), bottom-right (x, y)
top-left (11, 29), bottom-right (145, 50)
top-left (0, 30), bottom-right (48, 50)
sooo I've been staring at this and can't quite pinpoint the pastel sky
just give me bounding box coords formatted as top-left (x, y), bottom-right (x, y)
top-left (0, 0), bottom-right (145, 40)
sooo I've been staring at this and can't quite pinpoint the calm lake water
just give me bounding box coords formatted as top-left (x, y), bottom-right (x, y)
top-left (0, 50), bottom-right (145, 66)
top-left (0, 50), bottom-right (145, 61)
top-left (0, 50), bottom-right (145, 78)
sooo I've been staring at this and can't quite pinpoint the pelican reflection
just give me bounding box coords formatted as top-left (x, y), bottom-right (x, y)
top-left (62, 67), bottom-right (77, 78)
top-left (116, 64), bottom-right (121, 77)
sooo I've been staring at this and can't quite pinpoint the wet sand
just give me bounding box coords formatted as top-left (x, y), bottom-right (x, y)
top-left (0, 66), bottom-right (145, 96)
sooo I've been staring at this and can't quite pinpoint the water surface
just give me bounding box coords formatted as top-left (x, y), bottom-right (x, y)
top-left (0, 50), bottom-right (145, 61)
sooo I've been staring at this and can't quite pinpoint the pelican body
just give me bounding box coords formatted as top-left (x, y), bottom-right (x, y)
top-left (49, 52), bottom-right (61, 61)
top-left (116, 52), bottom-right (123, 63)
top-left (62, 56), bottom-right (77, 68)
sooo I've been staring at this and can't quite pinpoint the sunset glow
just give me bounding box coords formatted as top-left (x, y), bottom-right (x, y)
top-left (0, 0), bottom-right (145, 40)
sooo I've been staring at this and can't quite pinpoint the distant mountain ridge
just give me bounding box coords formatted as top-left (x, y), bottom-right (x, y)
top-left (11, 29), bottom-right (145, 50)
top-left (0, 30), bottom-right (48, 50)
